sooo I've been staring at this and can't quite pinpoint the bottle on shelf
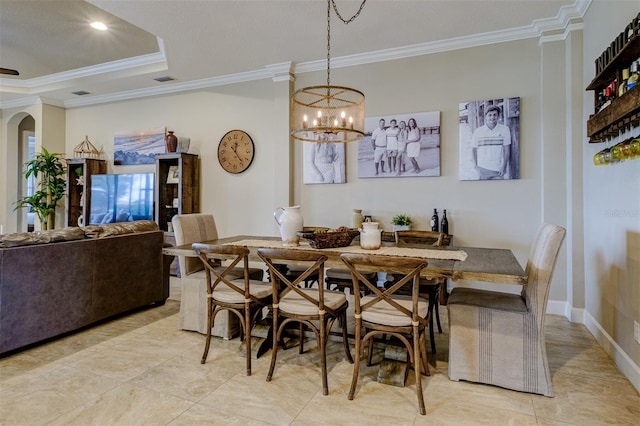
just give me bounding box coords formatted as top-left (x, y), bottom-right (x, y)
top-left (441, 210), bottom-right (449, 235)
top-left (430, 208), bottom-right (439, 232)
top-left (627, 60), bottom-right (639, 91)
top-left (599, 86), bottom-right (612, 111)
top-left (618, 67), bottom-right (630, 97)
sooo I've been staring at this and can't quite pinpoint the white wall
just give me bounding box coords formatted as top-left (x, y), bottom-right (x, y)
top-left (582, 0), bottom-right (640, 384)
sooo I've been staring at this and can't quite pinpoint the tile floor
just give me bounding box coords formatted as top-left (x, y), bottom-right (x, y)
top-left (1, 278), bottom-right (639, 425)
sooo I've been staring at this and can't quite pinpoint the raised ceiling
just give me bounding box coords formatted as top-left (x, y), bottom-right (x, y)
top-left (0, 0), bottom-right (586, 109)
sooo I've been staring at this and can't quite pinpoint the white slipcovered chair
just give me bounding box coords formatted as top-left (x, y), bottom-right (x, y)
top-left (447, 223), bottom-right (565, 396)
top-left (172, 214), bottom-right (263, 338)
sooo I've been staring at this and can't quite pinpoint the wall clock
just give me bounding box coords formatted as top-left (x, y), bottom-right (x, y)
top-left (217, 130), bottom-right (255, 174)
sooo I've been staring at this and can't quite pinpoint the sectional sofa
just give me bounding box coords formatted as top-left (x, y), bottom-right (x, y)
top-left (0, 221), bottom-right (170, 355)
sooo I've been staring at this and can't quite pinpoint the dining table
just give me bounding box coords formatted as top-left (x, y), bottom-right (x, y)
top-left (163, 235), bottom-right (528, 285)
top-left (164, 234), bottom-right (527, 386)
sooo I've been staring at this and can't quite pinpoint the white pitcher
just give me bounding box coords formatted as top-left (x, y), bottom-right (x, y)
top-left (359, 221), bottom-right (381, 250)
top-left (274, 205), bottom-right (304, 247)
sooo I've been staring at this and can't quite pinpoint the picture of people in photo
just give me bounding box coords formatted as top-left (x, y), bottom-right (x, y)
top-left (358, 111), bottom-right (440, 178)
top-left (459, 98), bottom-right (520, 181)
top-left (303, 132), bottom-right (346, 184)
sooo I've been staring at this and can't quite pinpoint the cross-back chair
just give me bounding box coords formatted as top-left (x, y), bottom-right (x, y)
top-left (193, 243), bottom-right (272, 375)
top-left (394, 230), bottom-right (446, 354)
top-left (257, 248), bottom-right (353, 396)
top-left (340, 252), bottom-right (430, 415)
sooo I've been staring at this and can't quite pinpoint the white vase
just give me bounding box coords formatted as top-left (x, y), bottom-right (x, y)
top-left (274, 205), bottom-right (304, 247)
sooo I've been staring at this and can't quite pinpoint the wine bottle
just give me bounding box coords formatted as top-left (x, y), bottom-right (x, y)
top-left (430, 208), bottom-right (439, 232)
top-left (441, 210), bottom-right (449, 235)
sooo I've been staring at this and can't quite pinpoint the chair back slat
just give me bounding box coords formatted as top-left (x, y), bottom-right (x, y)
top-left (258, 248), bottom-right (330, 313)
top-left (395, 230), bottom-right (444, 247)
top-left (193, 243), bottom-right (258, 302)
top-left (340, 253), bottom-right (428, 325)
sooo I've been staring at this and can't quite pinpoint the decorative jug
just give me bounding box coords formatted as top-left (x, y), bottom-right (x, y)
top-left (165, 131), bottom-right (178, 153)
top-left (359, 221), bottom-right (381, 250)
top-left (274, 205), bottom-right (304, 247)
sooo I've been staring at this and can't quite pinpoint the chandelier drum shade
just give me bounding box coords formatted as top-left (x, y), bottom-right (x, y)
top-left (291, 84), bottom-right (365, 143)
top-left (291, 0), bottom-right (367, 143)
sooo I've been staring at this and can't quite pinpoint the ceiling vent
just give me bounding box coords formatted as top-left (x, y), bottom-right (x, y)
top-left (72, 90), bottom-right (91, 96)
top-left (154, 76), bottom-right (175, 82)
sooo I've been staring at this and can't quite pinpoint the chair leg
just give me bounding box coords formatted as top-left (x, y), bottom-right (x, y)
top-left (201, 301), bottom-right (214, 364)
top-left (320, 315), bottom-right (328, 395)
top-left (434, 298), bottom-right (443, 333)
top-left (348, 317), bottom-right (362, 400)
top-left (429, 313), bottom-right (436, 354)
top-left (413, 327), bottom-right (426, 415)
top-left (299, 322), bottom-right (305, 354)
top-left (267, 307), bottom-right (279, 382)
top-left (366, 329), bottom-right (374, 366)
top-left (245, 304), bottom-right (252, 376)
top-left (341, 310), bottom-right (354, 363)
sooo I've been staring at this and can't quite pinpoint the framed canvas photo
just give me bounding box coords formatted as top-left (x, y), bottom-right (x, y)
top-left (114, 127), bottom-right (166, 165)
top-left (303, 134), bottom-right (346, 184)
top-left (357, 111), bottom-right (440, 178)
top-left (459, 98), bottom-right (520, 180)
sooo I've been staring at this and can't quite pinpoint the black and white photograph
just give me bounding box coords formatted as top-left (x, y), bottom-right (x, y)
top-left (303, 133), bottom-right (346, 184)
top-left (357, 111), bottom-right (440, 178)
top-left (459, 97), bottom-right (520, 181)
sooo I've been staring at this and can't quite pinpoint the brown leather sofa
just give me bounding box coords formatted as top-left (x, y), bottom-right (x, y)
top-left (0, 221), bottom-right (170, 355)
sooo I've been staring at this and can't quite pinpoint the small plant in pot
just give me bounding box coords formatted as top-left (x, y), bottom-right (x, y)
top-left (14, 147), bottom-right (67, 230)
top-left (391, 213), bottom-right (412, 231)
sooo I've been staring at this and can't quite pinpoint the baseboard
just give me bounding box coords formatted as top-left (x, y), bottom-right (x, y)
top-left (546, 300), bottom-right (569, 317)
top-left (583, 310), bottom-right (640, 394)
top-left (546, 300), bottom-right (639, 394)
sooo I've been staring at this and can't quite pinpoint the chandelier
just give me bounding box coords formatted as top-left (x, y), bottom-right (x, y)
top-left (290, 0), bottom-right (366, 143)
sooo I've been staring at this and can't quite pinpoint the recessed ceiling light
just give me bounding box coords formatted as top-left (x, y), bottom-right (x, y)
top-left (154, 76), bottom-right (175, 82)
top-left (72, 90), bottom-right (91, 96)
top-left (90, 21), bottom-right (108, 31)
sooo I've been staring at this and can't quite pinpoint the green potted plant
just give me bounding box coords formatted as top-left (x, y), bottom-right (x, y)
top-left (14, 147), bottom-right (67, 230)
top-left (391, 213), bottom-right (412, 231)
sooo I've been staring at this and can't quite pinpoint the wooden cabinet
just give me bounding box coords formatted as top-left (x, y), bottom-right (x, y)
top-left (66, 158), bottom-right (107, 227)
top-left (586, 33), bottom-right (640, 143)
top-left (154, 153), bottom-right (199, 231)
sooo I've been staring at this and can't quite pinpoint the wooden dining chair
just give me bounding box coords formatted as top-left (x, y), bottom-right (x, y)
top-left (257, 248), bottom-right (354, 395)
top-left (192, 243), bottom-right (272, 375)
top-left (340, 252), bottom-right (430, 415)
top-left (447, 223), bottom-right (566, 396)
top-left (394, 230), bottom-right (445, 354)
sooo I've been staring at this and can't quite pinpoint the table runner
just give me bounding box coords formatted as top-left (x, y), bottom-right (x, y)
top-left (225, 239), bottom-right (468, 261)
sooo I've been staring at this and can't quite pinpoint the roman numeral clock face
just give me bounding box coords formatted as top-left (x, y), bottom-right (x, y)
top-left (217, 130), bottom-right (255, 174)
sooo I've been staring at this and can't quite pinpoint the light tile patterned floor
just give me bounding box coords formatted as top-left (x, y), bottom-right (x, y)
top-left (1, 279), bottom-right (638, 425)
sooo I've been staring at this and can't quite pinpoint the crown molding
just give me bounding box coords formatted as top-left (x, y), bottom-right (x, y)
top-left (2, 1), bottom-right (589, 109)
top-left (64, 68), bottom-right (274, 108)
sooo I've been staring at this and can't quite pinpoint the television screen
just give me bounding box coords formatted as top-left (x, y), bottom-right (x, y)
top-left (89, 173), bottom-right (155, 225)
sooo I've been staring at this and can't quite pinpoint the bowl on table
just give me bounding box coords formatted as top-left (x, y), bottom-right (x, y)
top-left (297, 227), bottom-right (359, 249)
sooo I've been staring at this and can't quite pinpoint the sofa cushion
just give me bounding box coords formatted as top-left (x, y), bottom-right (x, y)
top-left (84, 220), bottom-right (158, 238)
top-left (1, 227), bottom-right (85, 247)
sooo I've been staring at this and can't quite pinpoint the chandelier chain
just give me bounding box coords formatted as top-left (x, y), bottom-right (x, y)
top-left (326, 0), bottom-right (367, 87)
top-left (331, 0), bottom-right (367, 24)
